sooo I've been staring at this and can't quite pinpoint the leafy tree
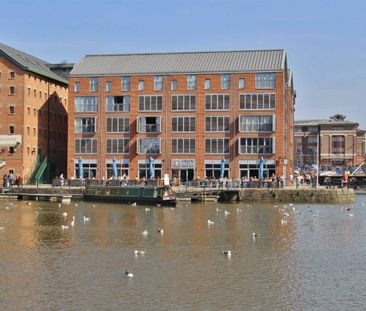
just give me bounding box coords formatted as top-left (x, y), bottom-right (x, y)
top-left (330, 114), bottom-right (346, 121)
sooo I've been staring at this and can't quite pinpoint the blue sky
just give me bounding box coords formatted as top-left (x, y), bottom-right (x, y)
top-left (1, 0), bottom-right (365, 128)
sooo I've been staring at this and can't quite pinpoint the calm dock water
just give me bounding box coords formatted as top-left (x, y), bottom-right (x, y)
top-left (1, 196), bottom-right (366, 310)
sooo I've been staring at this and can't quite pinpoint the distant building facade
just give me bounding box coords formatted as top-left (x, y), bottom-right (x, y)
top-left (0, 43), bottom-right (69, 183)
top-left (294, 119), bottom-right (366, 168)
top-left (68, 50), bottom-right (295, 182)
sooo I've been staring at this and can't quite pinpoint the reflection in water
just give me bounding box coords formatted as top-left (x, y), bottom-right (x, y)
top-left (0, 197), bottom-right (366, 310)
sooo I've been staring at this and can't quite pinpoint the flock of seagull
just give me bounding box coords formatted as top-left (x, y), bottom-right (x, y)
top-left (0, 199), bottom-right (365, 279)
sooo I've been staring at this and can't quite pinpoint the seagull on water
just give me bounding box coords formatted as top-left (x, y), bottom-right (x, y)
top-left (125, 269), bottom-right (134, 278)
top-left (62, 212), bottom-right (68, 217)
top-left (145, 208), bottom-right (150, 211)
top-left (208, 220), bottom-right (214, 225)
top-left (134, 250), bottom-right (145, 256)
top-left (61, 224), bottom-right (69, 230)
top-left (252, 232), bottom-right (258, 238)
top-left (223, 250), bottom-right (232, 258)
top-left (130, 202), bottom-right (137, 206)
top-left (83, 216), bottom-right (90, 223)
top-left (157, 227), bottom-right (164, 234)
top-left (142, 230), bottom-right (148, 235)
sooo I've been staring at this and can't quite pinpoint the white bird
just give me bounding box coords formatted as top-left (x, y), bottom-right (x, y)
top-left (145, 208), bottom-right (150, 211)
top-left (92, 204), bottom-right (96, 208)
top-left (70, 216), bottom-right (75, 227)
top-left (216, 208), bottom-right (221, 212)
top-left (134, 250), bottom-right (145, 256)
top-left (125, 269), bottom-right (134, 278)
top-left (284, 212), bottom-right (290, 217)
top-left (130, 202), bottom-right (137, 206)
top-left (58, 203), bottom-right (61, 208)
top-left (62, 212), bottom-right (67, 217)
top-left (27, 202), bottom-right (32, 206)
top-left (281, 219), bottom-right (287, 225)
top-left (349, 213), bottom-right (354, 217)
top-left (61, 224), bottom-right (69, 230)
top-left (223, 250), bottom-right (231, 258)
top-left (75, 203), bottom-right (78, 207)
top-left (252, 232), bottom-right (258, 238)
top-left (208, 220), bottom-right (214, 225)
top-left (289, 203), bottom-right (294, 206)
top-left (83, 216), bottom-right (90, 223)
top-left (157, 227), bottom-right (164, 234)
top-left (142, 230), bottom-right (148, 235)
top-left (156, 204), bottom-right (161, 207)
top-left (224, 210), bottom-right (230, 215)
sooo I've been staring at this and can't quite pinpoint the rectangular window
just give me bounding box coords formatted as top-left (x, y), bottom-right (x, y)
top-left (255, 73), bottom-right (276, 89)
top-left (74, 117), bottom-right (97, 134)
top-left (106, 138), bottom-right (129, 154)
top-left (106, 96), bottom-right (130, 112)
top-left (74, 82), bottom-right (80, 93)
top-left (8, 106), bottom-right (15, 114)
top-left (75, 138), bottom-right (97, 154)
top-left (106, 117), bottom-right (130, 133)
top-left (9, 125), bottom-right (15, 134)
top-left (172, 116), bottom-right (196, 132)
top-left (9, 71), bottom-right (15, 79)
top-left (106, 162), bottom-right (129, 179)
top-left (172, 138), bottom-right (196, 154)
top-left (89, 77), bottom-right (98, 92)
top-left (137, 116), bottom-right (162, 133)
top-left (239, 137), bottom-right (274, 154)
top-left (121, 76), bottom-right (130, 91)
top-left (240, 93), bottom-right (276, 110)
top-left (138, 81), bottom-right (144, 91)
top-left (171, 95), bottom-right (196, 111)
top-left (239, 115), bottom-right (275, 132)
top-left (106, 81), bottom-right (112, 92)
top-left (154, 76), bottom-right (163, 91)
top-left (138, 95), bottom-right (163, 111)
top-left (75, 96), bottom-right (98, 112)
top-left (205, 94), bottom-right (230, 110)
top-left (137, 138), bottom-right (161, 154)
top-left (204, 79), bottom-right (211, 90)
top-left (332, 136), bottom-right (345, 154)
top-left (205, 116), bottom-right (230, 132)
top-left (171, 80), bottom-right (177, 91)
top-left (9, 86), bottom-right (15, 95)
top-left (205, 138), bottom-right (230, 154)
top-left (221, 74), bottom-right (230, 89)
top-left (187, 75), bottom-right (196, 90)
top-left (239, 78), bottom-right (245, 89)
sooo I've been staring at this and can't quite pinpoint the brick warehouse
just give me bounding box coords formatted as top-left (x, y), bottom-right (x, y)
top-left (68, 50), bottom-right (295, 183)
top-left (0, 43), bottom-right (69, 183)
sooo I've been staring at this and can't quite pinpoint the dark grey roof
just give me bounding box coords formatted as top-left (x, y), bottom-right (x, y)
top-left (0, 43), bottom-right (68, 84)
top-left (70, 49), bottom-right (287, 76)
top-left (295, 119), bottom-right (358, 126)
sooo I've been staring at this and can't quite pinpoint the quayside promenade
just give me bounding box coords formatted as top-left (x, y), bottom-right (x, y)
top-left (0, 180), bottom-right (355, 204)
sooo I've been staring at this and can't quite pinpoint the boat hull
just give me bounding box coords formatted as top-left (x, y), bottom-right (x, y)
top-left (83, 193), bottom-right (176, 206)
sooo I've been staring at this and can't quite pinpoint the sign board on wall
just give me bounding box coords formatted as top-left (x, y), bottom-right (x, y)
top-left (171, 159), bottom-right (195, 169)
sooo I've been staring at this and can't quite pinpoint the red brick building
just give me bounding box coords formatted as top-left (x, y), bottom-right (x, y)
top-left (68, 50), bottom-right (295, 182)
top-left (0, 43), bottom-right (69, 183)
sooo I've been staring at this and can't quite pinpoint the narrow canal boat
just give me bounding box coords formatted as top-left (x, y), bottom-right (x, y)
top-left (83, 180), bottom-right (176, 206)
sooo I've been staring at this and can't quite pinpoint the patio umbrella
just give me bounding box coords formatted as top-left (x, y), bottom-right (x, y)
top-left (112, 158), bottom-right (118, 178)
top-left (149, 157), bottom-right (155, 179)
top-left (78, 158), bottom-right (83, 179)
top-left (220, 157), bottom-right (225, 178)
top-left (259, 157), bottom-right (264, 180)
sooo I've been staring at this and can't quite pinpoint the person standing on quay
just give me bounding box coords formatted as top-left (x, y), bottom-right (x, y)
top-left (60, 173), bottom-right (64, 188)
